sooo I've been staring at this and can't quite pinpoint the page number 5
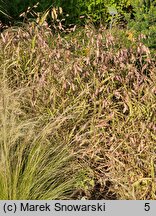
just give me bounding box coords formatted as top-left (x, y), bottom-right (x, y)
top-left (144, 203), bottom-right (150, 211)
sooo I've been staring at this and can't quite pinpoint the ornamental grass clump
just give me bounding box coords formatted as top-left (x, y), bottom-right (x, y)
top-left (0, 21), bottom-right (156, 199)
top-left (0, 79), bottom-right (79, 200)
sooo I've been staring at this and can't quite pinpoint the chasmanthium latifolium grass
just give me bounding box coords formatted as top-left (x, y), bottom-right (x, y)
top-left (0, 22), bottom-right (156, 199)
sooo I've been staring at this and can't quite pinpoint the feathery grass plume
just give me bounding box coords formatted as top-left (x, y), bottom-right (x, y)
top-left (0, 79), bottom-right (78, 200)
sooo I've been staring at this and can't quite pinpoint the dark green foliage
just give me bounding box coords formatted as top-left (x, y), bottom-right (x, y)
top-left (0, 0), bottom-right (34, 25)
top-left (0, 0), bottom-right (52, 24)
top-left (0, 0), bottom-right (156, 34)
top-left (128, 0), bottom-right (156, 48)
top-left (0, 0), bottom-right (130, 26)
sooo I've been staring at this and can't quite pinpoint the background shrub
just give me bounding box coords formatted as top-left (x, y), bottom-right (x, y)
top-left (0, 0), bottom-right (135, 27)
top-left (127, 0), bottom-right (156, 48)
top-left (1, 0), bottom-right (155, 30)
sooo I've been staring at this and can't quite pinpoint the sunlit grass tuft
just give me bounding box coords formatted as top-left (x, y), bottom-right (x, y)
top-left (0, 80), bottom-right (79, 200)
